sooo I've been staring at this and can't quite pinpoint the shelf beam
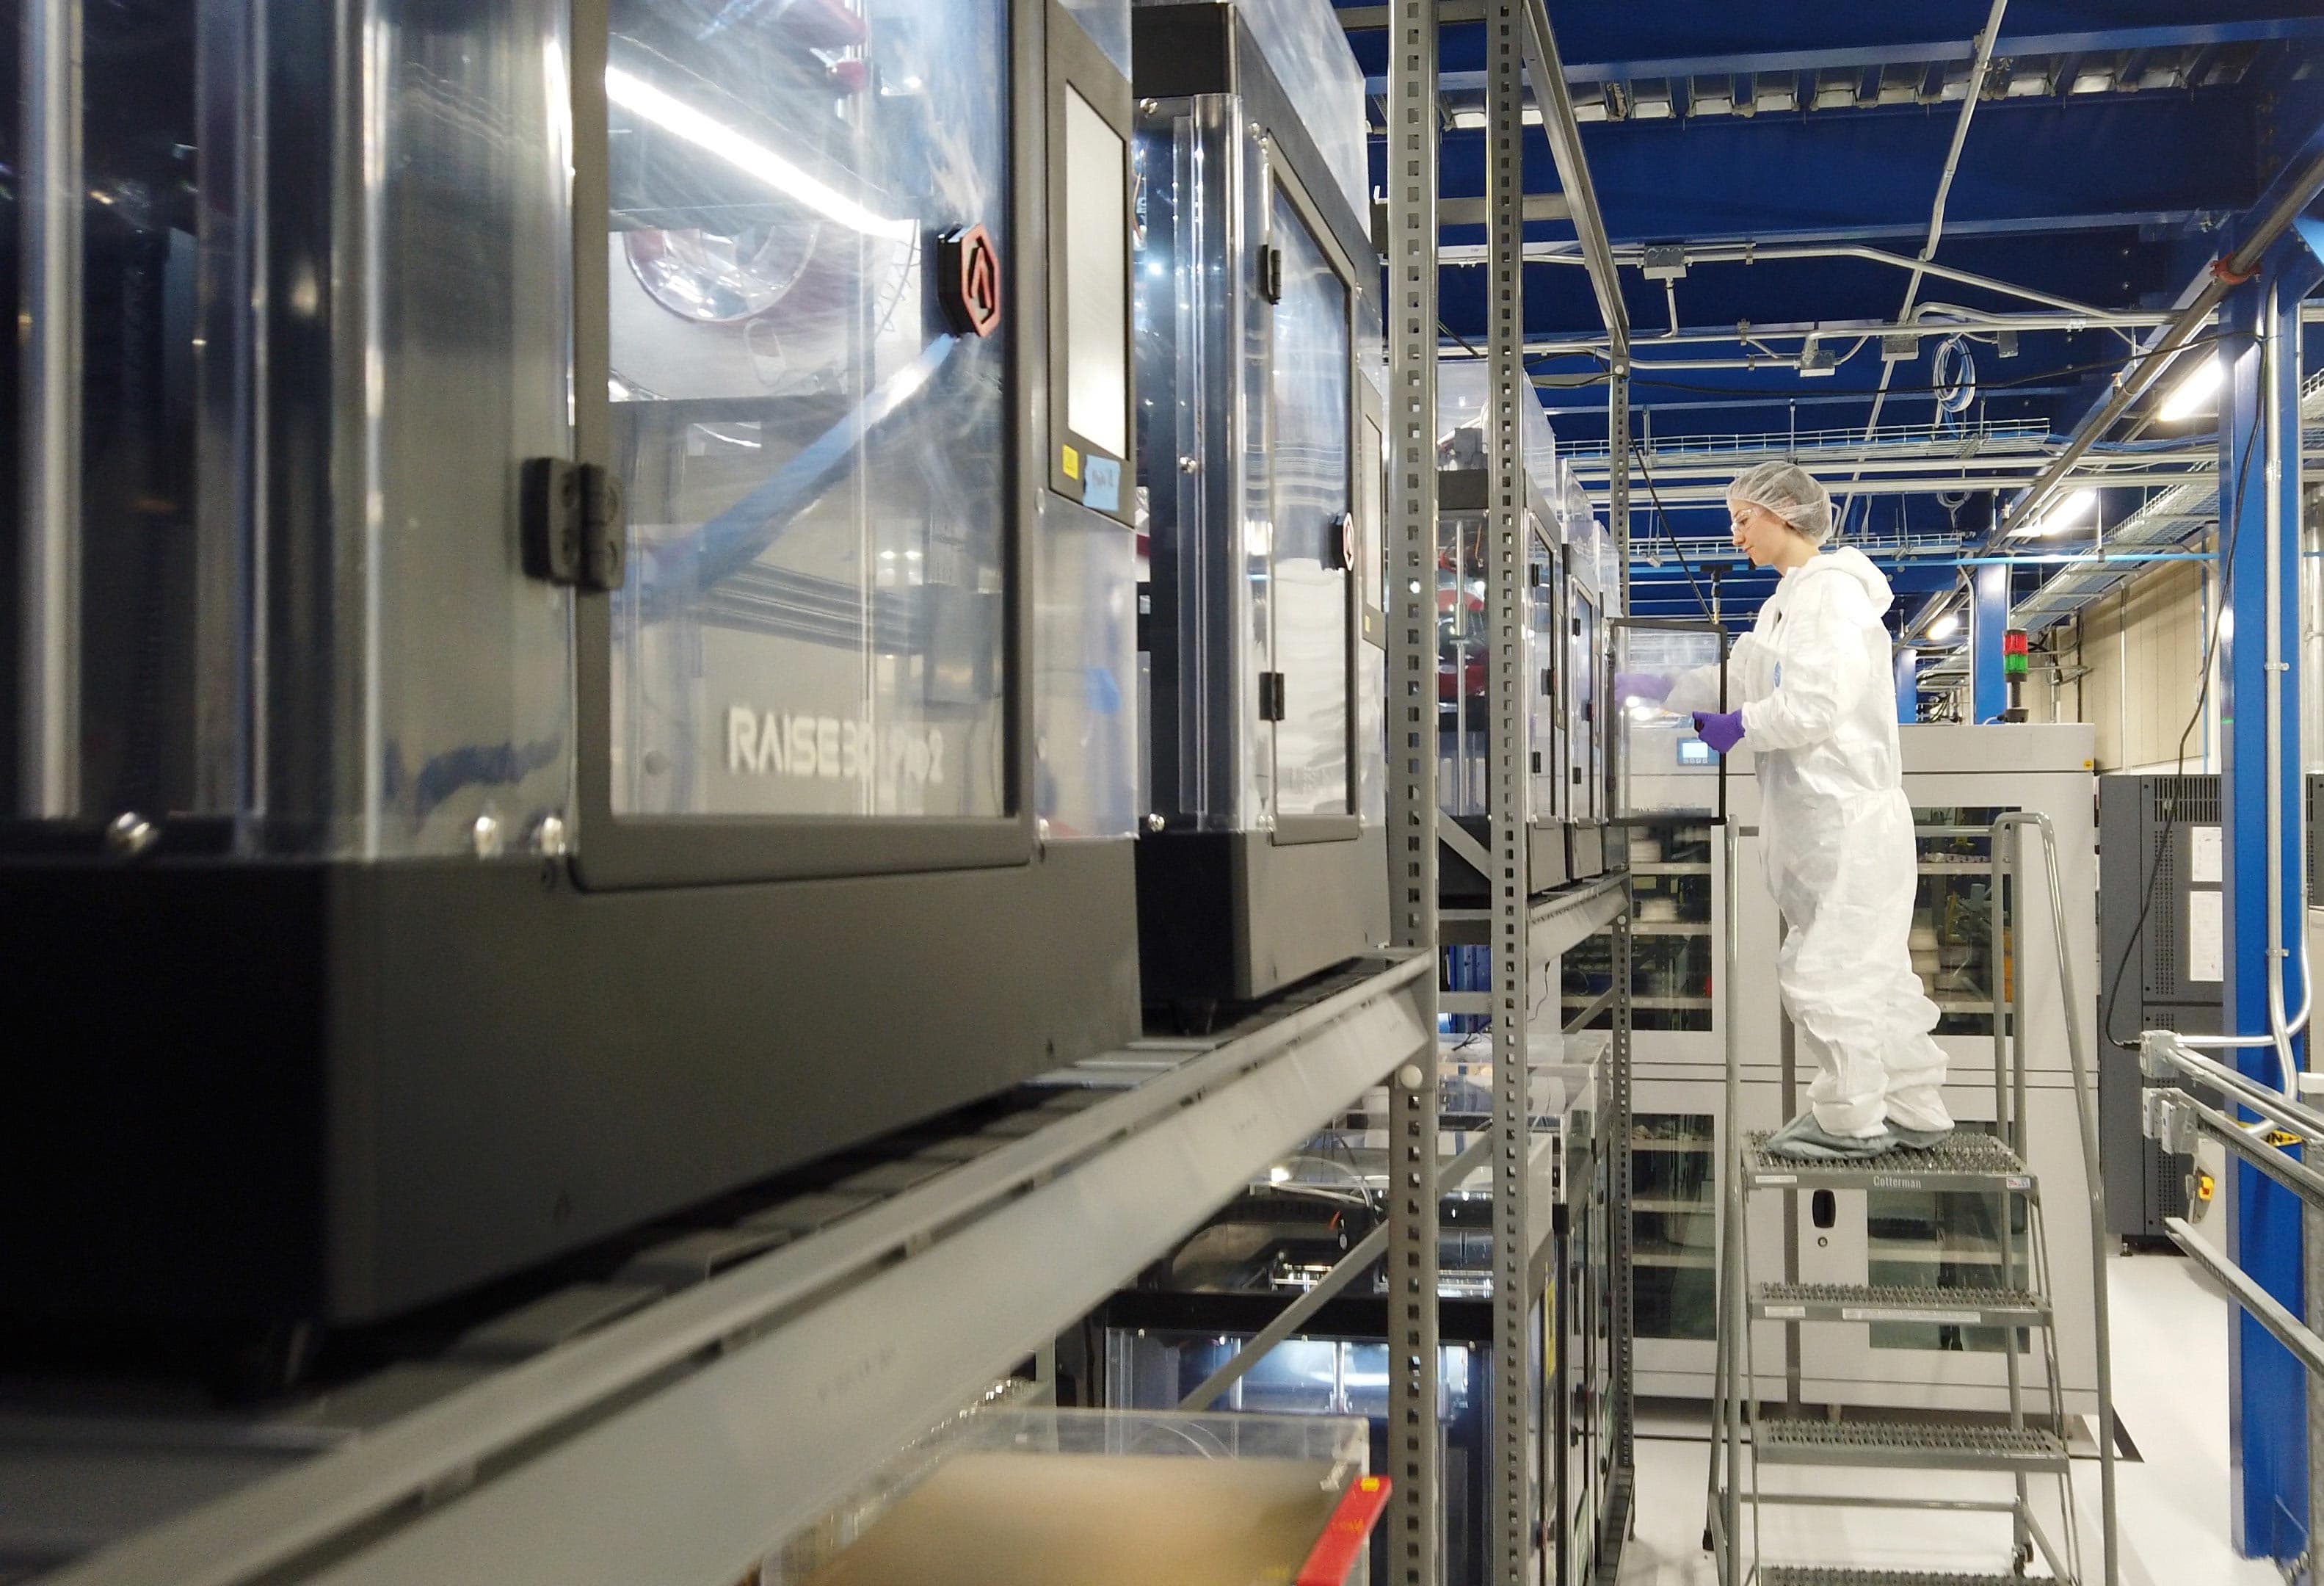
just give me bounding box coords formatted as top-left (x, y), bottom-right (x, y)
top-left (45, 958), bottom-right (1433, 1586)
top-left (1383, 2), bottom-right (1447, 1583)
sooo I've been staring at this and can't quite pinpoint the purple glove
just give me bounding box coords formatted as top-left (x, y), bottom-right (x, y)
top-left (1614, 670), bottom-right (1672, 706)
top-left (1693, 709), bottom-right (1746, 754)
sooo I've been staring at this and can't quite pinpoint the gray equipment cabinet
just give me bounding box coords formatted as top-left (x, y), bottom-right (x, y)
top-left (2096, 775), bottom-right (2226, 1245)
top-left (0, 0), bottom-right (1147, 1330)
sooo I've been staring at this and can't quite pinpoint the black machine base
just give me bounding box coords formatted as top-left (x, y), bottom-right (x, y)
top-left (1437, 816), bottom-right (1571, 905)
top-left (0, 840), bottom-right (1139, 1326)
top-left (1135, 826), bottom-right (1390, 1005)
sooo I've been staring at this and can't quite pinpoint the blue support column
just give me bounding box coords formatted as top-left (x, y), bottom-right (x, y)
top-left (1893, 647), bottom-right (1917, 724)
top-left (1968, 563), bottom-right (2008, 724)
top-left (2220, 235), bottom-right (2322, 1563)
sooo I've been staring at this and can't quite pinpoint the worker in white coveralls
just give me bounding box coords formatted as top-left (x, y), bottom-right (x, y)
top-left (1621, 462), bottom-right (1954, 1161)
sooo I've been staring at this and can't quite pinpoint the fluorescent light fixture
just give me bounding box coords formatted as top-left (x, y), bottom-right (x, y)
top-left (1928, 611), bottom-right (1960, 641)
top-left (1450, 108), bottom-right (1487, 130)
top-left (2008, 486), bottom-right (2096, 538)
top-left (605, 65), bottom-right (912, 240)
top-left (1267, 1165), bottom-right (1292, 1184)
top-left (2160, 354), bottom-right (2224, 421)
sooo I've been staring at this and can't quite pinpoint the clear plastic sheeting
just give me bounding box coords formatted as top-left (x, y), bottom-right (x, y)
top-left (1616, 625), bottom-right (1726, 818)
top-left (1130, 0), bottom-right (1367, 222)
top-left (1561, 464), bottom-right (1611, 599)
top-left (1268, 187), bottom-right (1354, 819)
top-left (5, 0), bottom-right (576, 855)
top-left (606, 0), bottom-right (1012, 821)
top-left (1136, 97), bottom-right (1269, 831)
top-left (1232, 0), bottom-right (1370, 224)
top-left (1060, 0), bottom-right (1135, 78)
top-left (1436, 358), bottom-right (1558, 495)
top-left (1036, 498), bottom-right (1140, 839)
top-left (1439, 520), bottom-right (1567, 825)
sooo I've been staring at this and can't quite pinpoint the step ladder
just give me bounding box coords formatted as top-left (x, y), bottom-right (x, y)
top-left (1704, 814), bottom-right (2118, 1586)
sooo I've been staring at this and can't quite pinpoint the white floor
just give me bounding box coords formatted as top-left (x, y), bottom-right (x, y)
top-left (1616, 1249), bottom-right (2284, 1585)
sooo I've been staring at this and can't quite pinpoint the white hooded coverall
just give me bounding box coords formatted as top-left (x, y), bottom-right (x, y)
top-left (1667, 547), bottom-right (1952, 1137)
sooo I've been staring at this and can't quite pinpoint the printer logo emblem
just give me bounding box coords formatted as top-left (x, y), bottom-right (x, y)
top-left (937, 224), bottom-right (1002, 339)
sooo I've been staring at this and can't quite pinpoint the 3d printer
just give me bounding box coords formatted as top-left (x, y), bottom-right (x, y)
top-left (1128, 0), bottom-right (1389, 1010)
top-left (1434, 363), bottom-right (1577, 900)
top-left (0, 0), bottom-right (1145, 1330)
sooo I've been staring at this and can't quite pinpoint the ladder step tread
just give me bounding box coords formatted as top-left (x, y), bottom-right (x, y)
top-left (1743, 1132), bottom-right (2032, 1192)
top-left (1754, 1282), bottom-right (2050, 1323)
top-left (1757, 1563), bottom-right (2036, 1571)
top-left (1756, 1417), bottom-right (2068, 1471)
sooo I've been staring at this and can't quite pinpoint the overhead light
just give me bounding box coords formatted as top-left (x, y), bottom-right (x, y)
top-left (1928, 612), bottom-right (1960, 642)
top-left (2014, 487), bottom-right (2097, 537)
top-left (1268, 1165), bottom-right (1292, 1184)
top-left (1450, 107), bottom-right (1487, 131)
top-left (1753, 73), bottom-right (1797, 114)
top-left (2160, 354), bottom-right (2224, 421)
top-left (605, 65), bottom-right (912, 240)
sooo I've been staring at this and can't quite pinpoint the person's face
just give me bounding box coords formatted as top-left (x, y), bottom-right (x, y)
top-left (1727, 499), bottom-right (1796, 568)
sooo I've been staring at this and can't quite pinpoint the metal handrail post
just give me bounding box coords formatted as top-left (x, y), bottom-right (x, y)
top-left (1721, 819), bottom-right (1744, 1586)
top-left (2012, 819), bottom-right (2030, 1156)
top-left (2002, 811), bottom-right (2118, 1586)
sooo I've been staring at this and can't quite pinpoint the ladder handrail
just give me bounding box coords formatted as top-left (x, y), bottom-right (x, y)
top-left (1993, 811), bottom-right (2118, 1586)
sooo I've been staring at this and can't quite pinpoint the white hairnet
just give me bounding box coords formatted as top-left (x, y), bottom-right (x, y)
top-left (1728, 461), bottom-right (1834, 545)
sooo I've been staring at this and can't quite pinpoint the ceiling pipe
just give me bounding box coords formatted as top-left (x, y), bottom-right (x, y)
top-left (1605, 470), bottom-right (2223, 504)
top-left (1572, 443), bottom-right (2217, 479)
top-left (1521, 306), bottom-right (2181, 357)
top-left (1838, 0), bottom-right (2011, 535)
top-left (1504, 239), bottom-right (2121, 322)
top-left (1999, 137), bottom-right (2324, 535)
top-left (1517, 0), bottom-right (1627, 361)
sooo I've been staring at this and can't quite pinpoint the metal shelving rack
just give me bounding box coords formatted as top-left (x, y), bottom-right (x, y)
top-left (1384, 3), bottom-right (1641, 1581)
top-left (12, 3), bottom-right (1640, 1582)
top-left (24, 960), bottom-right (1442, 1586)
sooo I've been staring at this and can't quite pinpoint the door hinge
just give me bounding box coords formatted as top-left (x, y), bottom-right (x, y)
top-left (522, 458), bottom-right (627, 592)
top-left (1259, 671), bottom-right (1288, 722)
top-left (1258, 245), bottom-right (1283, 303)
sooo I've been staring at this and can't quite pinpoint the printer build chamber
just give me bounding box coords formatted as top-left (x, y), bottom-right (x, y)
top-left (1128, 12), bottom-right (1388, 1007)
top-left (0, 0), bottom-right (1145, 1330)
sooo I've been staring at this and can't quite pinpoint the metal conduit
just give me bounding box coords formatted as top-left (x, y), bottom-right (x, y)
top-left (1839, 0), bottom-right (2011, 535)
top-left (2004, 140), bottom-right (2324, 534)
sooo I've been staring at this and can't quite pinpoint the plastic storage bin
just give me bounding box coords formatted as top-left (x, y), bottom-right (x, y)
top-left (760, 1407), bottom-right (1382, 1586)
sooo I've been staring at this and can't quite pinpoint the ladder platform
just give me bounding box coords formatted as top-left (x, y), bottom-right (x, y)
top-left (1752, 1282), bottom-right (2049, 1328)
top-left (1754, 1417), bottom-right (2069, 1474)
top-left (1757, 1563), bottom-right (2036, 1571)
top-left (1742, 1132), bottom-right (2036, 1195)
